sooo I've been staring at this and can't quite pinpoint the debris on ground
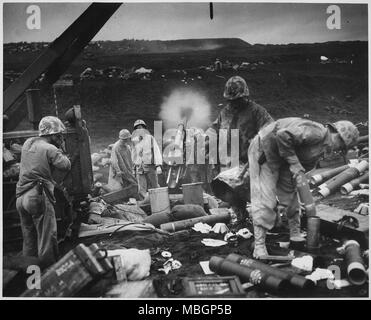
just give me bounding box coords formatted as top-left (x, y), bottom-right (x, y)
top-left (201, 238), bottom-right (228, 247)
top-left (305, 268), bottom-right (335, 284)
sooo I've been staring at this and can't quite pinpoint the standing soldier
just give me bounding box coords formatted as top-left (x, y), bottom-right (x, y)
top-left (208, 76), bottom-right (273, 222)
top-left (107, 129), bottom-right (137, 192)
top-left (16, 116), bottom-right (71, 266)
top-left (248, 118), bottom-right (359, 258)
top-left (210, 76), bottom-right (273, 167)
top-left (132, 119), bottom-right (163, 199)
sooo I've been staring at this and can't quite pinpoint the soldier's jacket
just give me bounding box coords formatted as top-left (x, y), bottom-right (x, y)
top-left (16, 137), bottom-right (71, 198)
top-left (258, 117), bottom-right (333, 172)
top-left (211, 97), bottom-right (273, 163)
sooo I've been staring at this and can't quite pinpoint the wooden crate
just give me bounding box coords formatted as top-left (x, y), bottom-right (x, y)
top-left (21, 243), bottom-right (112, 297)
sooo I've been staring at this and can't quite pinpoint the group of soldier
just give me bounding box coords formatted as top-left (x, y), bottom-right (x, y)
top-left (16, 75), bottom-right (360, 265)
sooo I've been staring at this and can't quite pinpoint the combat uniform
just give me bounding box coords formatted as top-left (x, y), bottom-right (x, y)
top-left (108, 140), bottom-right (137, 191)
top-left (132, 128), bottom-right (163, 198)
top-left (211, 97), bottom-right (273, 164)
top-left (16, 137), bottom-right (71, 265)
top-left (248, 117), bottom-right (333, 230)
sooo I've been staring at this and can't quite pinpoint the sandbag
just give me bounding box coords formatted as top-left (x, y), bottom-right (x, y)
top-left (143, 212), bottom-right (171, 227)
top-left (211, 165), bottom-right (250, 204)
top-left (103, 204), bottom-right (147, 223)
top-left (171, 204), bottom-right (207, 220)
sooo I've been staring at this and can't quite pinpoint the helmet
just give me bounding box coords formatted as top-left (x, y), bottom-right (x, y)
top-left (331, 120), bottom-right (359, 149)
top-left (119, 129), bottom-right (131, 140)
top-left (134, 119), bottom-right (147, 129)
top-left (38, 116), bottom-right (66, 136)
top-left (223, 76), bottom-right (249, 100)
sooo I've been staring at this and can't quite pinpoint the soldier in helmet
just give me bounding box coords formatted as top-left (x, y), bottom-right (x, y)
top-left (16, 116), bottom-right (71, 266)
top-left (210, 76), bottom-right (273, 166)
top-left (131, 119), bottom-right (163, 199)
top-left (207, 76), bottom-right (273, 222)
top-left (107, 129), bottom-right (137, 192)
top-left (248, 118), bottom-right (360, 258)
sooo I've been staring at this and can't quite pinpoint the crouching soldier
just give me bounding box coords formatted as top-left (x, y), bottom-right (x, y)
top-left (248, 118), bottom-right (359, 258)
top-left (16, 116), bottom-right (71, 266)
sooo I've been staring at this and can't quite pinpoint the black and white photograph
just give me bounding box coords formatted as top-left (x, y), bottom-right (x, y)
top-left (1, 0), bottom-right (369, 302)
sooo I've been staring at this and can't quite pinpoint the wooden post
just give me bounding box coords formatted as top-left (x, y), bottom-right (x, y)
top-left (25, 89), bottom-right (42, 130)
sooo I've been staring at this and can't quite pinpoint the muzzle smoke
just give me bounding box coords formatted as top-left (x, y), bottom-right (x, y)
top-left (159, 88), bottom-right (211, 129)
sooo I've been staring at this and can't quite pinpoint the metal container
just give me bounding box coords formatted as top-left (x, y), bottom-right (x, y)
top-left (182, 182), bottom-right (204, 206)
top-left (148, 187), bottom-right (171, 215)
top-left (209, 256), bottom-right (290, 293)
top-left (295, 172), bottom-right (316, 216)
top-left (226, 253), bottom-right (315, 290)
top-left (344, 240), bottom-right (367, 286)
top-left (306, 216), bottom-right (321, 252)
top-left (160, 212), bottom-right (230, 233)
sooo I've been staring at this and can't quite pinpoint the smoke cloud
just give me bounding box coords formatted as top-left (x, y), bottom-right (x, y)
top-left (159, 88), bottom-right (211, 130)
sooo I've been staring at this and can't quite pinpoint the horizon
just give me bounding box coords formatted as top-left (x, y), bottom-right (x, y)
top-left (3, 3), bottom-right (368, 44)
top-left (3, 38), bottom-right (368, 46)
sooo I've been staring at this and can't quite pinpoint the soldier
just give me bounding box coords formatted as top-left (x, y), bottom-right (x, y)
top-left (16, 116), bottom-right (71, 266)
top-left (210, 76), bottom-right (273, 167)
top-left (208, 76), bottom-right (273, 222)
top-left (107, 129), bottom-right (137, 192)
top-left (248, 118), bottom-right (360, 258)
top-left (132, 119), bottom-right (163, 199)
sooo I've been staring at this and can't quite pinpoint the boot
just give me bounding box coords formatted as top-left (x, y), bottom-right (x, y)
top-left (288, 212), bottom-right (305, 241)
top-left (253, 225), bottom-right (268, 259)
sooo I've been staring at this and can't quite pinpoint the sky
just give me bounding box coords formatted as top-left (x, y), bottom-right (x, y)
top-left (2, 2), bottom-right (368, 44)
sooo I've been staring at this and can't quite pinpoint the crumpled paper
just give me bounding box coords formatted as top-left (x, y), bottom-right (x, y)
top-left (224, 232), bottom-right (238, 242)
top-left (158, 258), bottom-right (182, 274)
top-left (291, 255), bottom-right (313, 272)
top-left (211, 223), bottom-right (229, 234)
top-left (201, 238), bottom-right (227, 247)
top-left (236, 228), bottom-right (253, 239)
top-left (192, 222), bottom-right (212, 233)
top-left (305, 268), bottom-right (335, 284)
top-left (327, 279), bottom-right (351, 289)
top-left (199, 261), bottom-right (214, 275)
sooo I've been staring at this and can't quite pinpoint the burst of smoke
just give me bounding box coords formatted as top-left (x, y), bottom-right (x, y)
top-left (159, 88), bottom-right (211, 130)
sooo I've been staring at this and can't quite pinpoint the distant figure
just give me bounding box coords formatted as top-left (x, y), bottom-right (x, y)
top-left (16, 116), bottom-right (71, 266)
top-left (107, 129), bottom-right (137, 192)
top-left (132, 119), bottom-right (163, 199)
top-left (214, 59), bottom-right (222, 71)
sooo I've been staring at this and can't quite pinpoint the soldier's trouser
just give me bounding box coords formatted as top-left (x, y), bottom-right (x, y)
top-left (16, 187), bottom-right (58, 266)
top-left (248, 135), bottom-right (299, 230)
top-left (137, 166), bottom-right (159, 198)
